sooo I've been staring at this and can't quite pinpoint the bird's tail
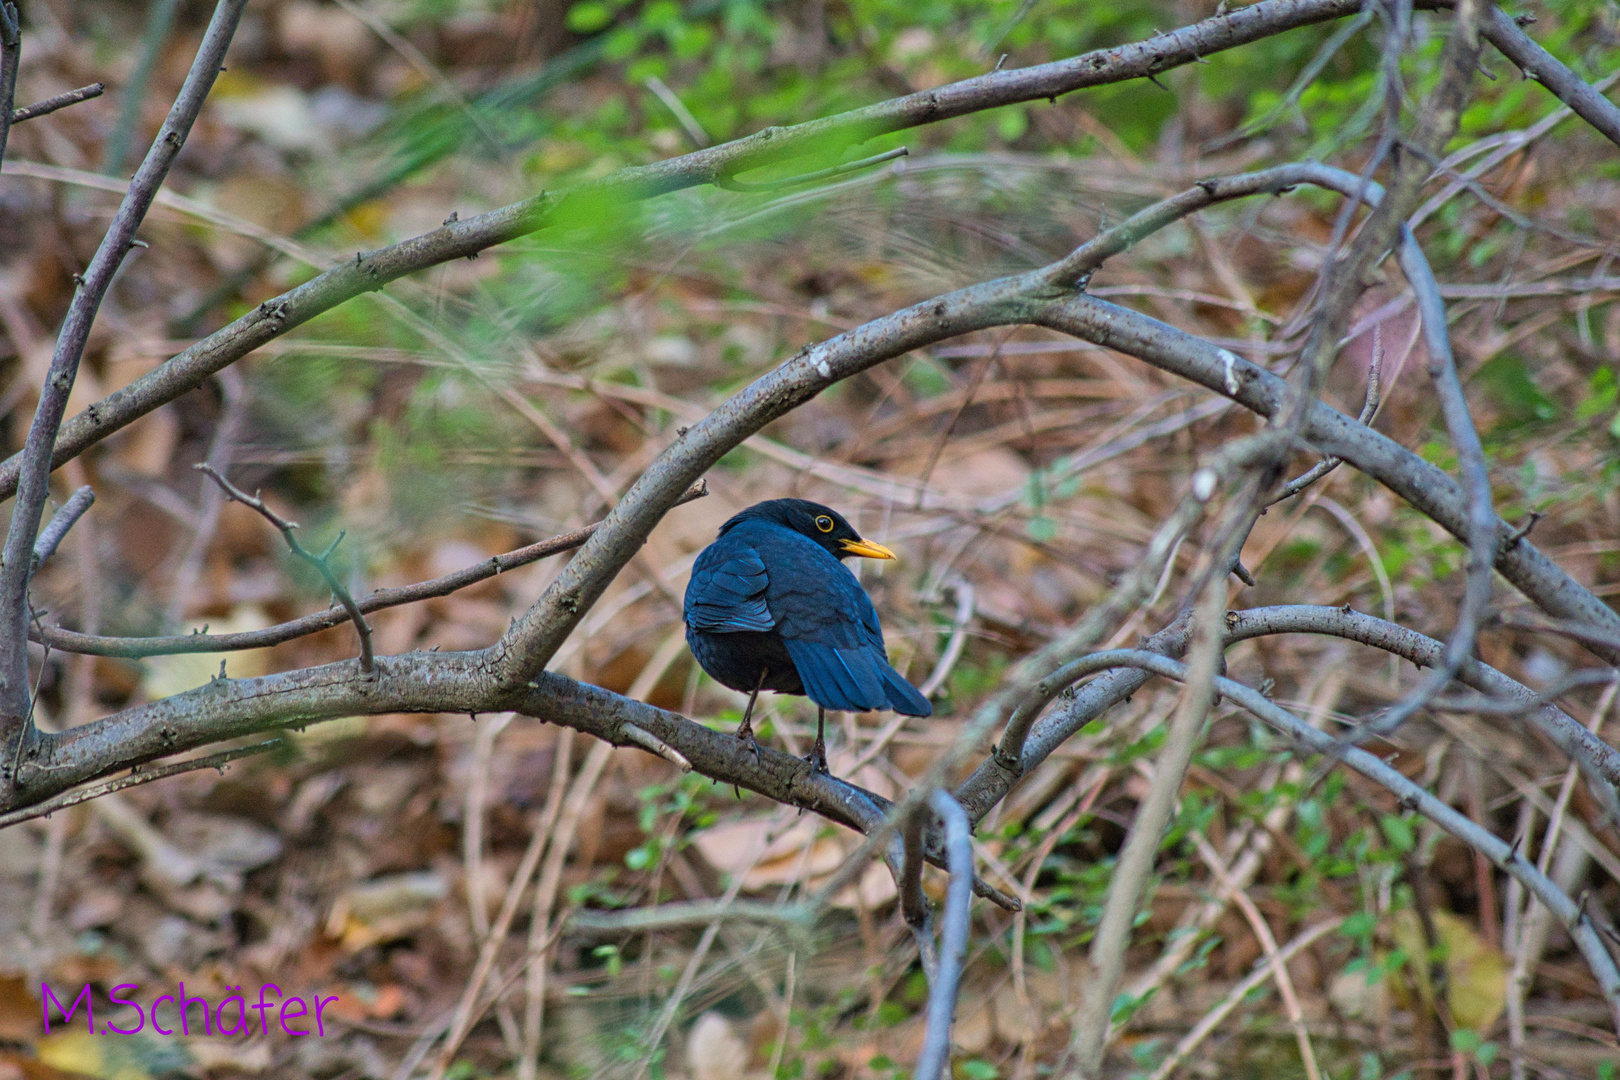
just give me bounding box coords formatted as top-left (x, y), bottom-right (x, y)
top-left (881, 663), bottom-right (932, 717)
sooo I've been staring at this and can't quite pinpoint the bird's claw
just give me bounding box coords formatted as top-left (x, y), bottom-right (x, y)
top-left (804, 740), bottom-right (830, 775)
top-left (735, 724), bottom-right (761, 763)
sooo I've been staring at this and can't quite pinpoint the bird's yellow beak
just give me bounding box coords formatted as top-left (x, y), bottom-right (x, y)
top-left (839, 538), bottom-right (896, 560)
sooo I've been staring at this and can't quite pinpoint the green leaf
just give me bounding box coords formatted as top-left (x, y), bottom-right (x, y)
top-left (1380, 814), bottom-right (1416, 853)
top-left (1026, 515), bottom-right (1057, 543)
top-left (566, 0), bottom-right (613, 32)
top-left (959, 1060), bottom-right (998, 1080)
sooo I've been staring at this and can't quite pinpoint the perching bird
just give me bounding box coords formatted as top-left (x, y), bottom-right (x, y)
top-left (684, 498), bottom-right (932, 774)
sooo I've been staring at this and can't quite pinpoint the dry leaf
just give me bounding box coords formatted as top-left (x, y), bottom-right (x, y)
top-left (685, 1012), bottom-right (748, 1080)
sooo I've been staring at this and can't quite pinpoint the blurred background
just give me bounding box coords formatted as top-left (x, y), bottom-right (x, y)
top-left (2, 0), bottom-right (1620, 1076)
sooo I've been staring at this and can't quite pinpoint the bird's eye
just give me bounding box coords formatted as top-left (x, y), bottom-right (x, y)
top-left (814, 515), bottom-right (834, 533)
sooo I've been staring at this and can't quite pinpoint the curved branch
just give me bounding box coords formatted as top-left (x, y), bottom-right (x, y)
top-left (0, 0), bottom-right (1389, 506)
top-left (1225, 605), bottom-right (1620, 805)
top-left (1046, 648), bottom-right (1620, 1033)
top-left (1029, 292), bottom-right (1620, 662)
top-left (13, 648), bottom-right (1017, 908)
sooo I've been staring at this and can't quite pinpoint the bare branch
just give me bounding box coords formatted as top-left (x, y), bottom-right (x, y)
top-left (1048, 648), bottom-right (1620, 1033)
top-left (1472, 1), bottom-right (1620, 149)
top-left (1032, 289), bottom-right (1620, 662)
top-left (0, 738), bottom-right (280, 831)
top-left (0, 2), bottom-right (21, 164)
top-left (1225, 606), bottom-right (1620, 805)
top-left (10, 82), bottom-right (105, 124)
top-left (196, 463), bottom-right (375, 673)
top-left (0, 0), bottom-right (1402, 504)
top-left (15, 647), bottom-right (1017, 906)
top-left (0, 0), bottom-right (249, 775)
top-left (31, 481), bottom-right (708, 658)
top-left (30, 486), bottom-right (93, 573)
top-left (913, 790), bottom-right (972, 1080)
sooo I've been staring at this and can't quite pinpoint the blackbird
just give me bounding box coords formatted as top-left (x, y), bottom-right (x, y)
top-left (684, 498), bottom-right (932, 774)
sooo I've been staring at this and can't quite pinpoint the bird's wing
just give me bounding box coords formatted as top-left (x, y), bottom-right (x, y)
top-left (769, 546), bottom-right (933, 717)
top-left (683, 545), bottom-right (774, 633)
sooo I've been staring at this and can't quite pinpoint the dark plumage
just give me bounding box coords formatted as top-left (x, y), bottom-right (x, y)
top-left (684, 498), bottom-right (932, 773)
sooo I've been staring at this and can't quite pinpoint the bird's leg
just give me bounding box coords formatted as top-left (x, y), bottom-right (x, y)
top-left (806, 705), bottom-right (830, 774)
top-left (736, 668), bottom-right (766, 762)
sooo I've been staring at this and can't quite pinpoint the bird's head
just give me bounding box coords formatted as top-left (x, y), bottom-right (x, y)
top-left (721, 499), bottom-right (896, 561)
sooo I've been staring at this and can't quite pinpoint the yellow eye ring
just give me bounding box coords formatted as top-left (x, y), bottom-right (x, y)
top-left (814, 515), bottom-right (835, 533)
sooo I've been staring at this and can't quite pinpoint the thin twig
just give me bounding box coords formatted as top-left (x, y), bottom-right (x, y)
top-left (195, 463), bottom-right (375, 672)
top-left (29, 486), bottom-right (93, 573)
top-left (10, 82), bottom-right (105, 124)
top-left (0, 739), bottom-right (280, 831)
top-left (1193, 833), bottom-right (1324, 1080)
top-left (1145, 919), bottom-right (1344, 1080)
top-left (33, 481), bottom-right (708, 657)
top-left (621, 723), bottom-right (693, 771)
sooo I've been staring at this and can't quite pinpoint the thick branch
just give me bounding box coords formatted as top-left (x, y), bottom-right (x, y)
top-left (1030, 293), bottom-right (1620, 663)
top-left (13, 650), bottom-right (1014, 907)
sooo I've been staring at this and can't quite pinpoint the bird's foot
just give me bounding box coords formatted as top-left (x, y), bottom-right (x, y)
top-left (803, 737), bottom-right (830, 776)
top-left (735, 722), bottom-right (761, 763)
